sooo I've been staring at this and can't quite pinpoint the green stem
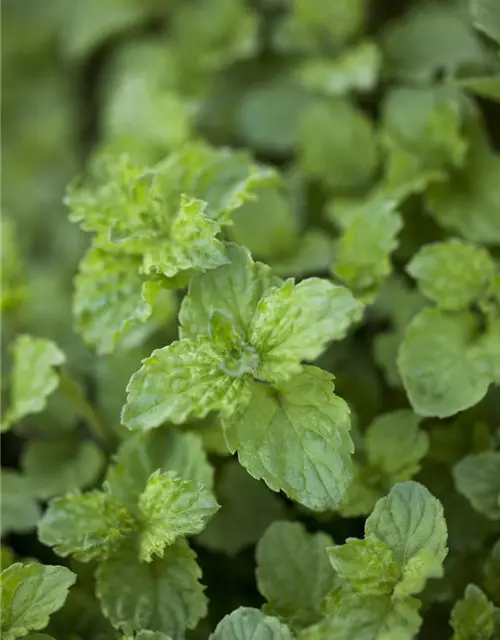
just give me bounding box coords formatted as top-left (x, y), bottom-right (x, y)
top-left (58, 368), bottom-right (109, 446)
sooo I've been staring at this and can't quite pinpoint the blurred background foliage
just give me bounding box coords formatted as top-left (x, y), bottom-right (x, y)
top-left (3, 0), bottom-right (500, 637)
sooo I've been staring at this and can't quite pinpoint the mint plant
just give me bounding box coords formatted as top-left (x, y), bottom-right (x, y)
top-left (3, 0), bottom-right (500, 638)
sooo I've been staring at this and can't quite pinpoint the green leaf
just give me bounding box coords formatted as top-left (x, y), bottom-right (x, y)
top-left (21, 438), bottom-right (105, 500)
top-left (2, 335), bottom-right (65, 431)
top-left (397, 309), bottom-right (491, 417)
top-left (250, 278), bottom-right (363, 382)
top-left (108, 429), bottom-right (214, 509)
top-left (121, 338), bottom-right (252, 430)
top-left (308, 594), bottom-right (422, 640)
top-left (453, 451), bottom-right (500, 520)
top-left (223, 366), bottom-right (353, 510)
top-left (365, 482), bottom-right (448, 568)
top-left (1, 562), bottom-right (76, 640)
top-left (380, 86), bottom-right (468, 195)
top-left (96, 540), bottom-right (207, 639)
top-left (393, 550), bottom-right (444, 599)
top-left (67, 144), bottom-right (277, 279)
top-left (73, 246), bottom-right (173, 355)
top-left (297, 41), bottom-right (381, 97)
top-left (38, 490), bottom-right (135, 562)
top-left (1, 470), bottom-right (41, 536)
top-left (426, 137), bottom-right (500, 245)
top-left (270, 230), bottom-right (333, 278)
top-left (407, 239), bottom-right (495, 311)
top-left (364, 410), bottom-right (429, 483)
top-left (451, 584), bottom-right (496, 639)
top-left (198, 460), bottom-right (286, 556)
top-left (382, 1), bottom-right (489, 82)
top-left (210, 607), bottom-right (293, 640)
top-left (327, 537), bottom-right (399, 595)
top-left (330, 196), bottom-right (402, 299)
top-left (484, 539), bottom-right (500, 602)
top-left (299, 98), bottom-right (378, 193)
top-left (1, 216), bottom-right (26, 312)
top-left (138, 470), bottom-right (219, 562)
top-left (179, 244), bottom-right (278, 342)
top-left (256, 522), bottom-right (336, 629)
top-left (471, 0), bottom-right (500, 45)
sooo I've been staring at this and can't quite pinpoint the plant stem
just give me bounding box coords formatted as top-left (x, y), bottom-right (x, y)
top-left (58, 368), bottom-right (109, 446)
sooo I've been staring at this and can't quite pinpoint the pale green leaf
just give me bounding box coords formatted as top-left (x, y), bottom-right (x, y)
top-left (198, 460), bottom-right (286, 556)
top-left (297, 41), bottom-right (381, 97)
top-left (451, 584), bottom-right (496, 640)
top-left (223, 366), bottom-right (353, 510)
top-left (365, 410), bottom-right (429, 483)
top-left (210, 607), bottom-right (293, 640)
top-left (2, 335), bottom-right (65, 431)
top-left (407, 239), bottom-right (495, 310)
top-left (270, 229), bottom-right (333, 278)
top-left (138, 470), bottom-right (219, 562)
top-left (331, 197), bottom-right (402, 298)
top-left (179, 244), bottom-right (278, 341)
top-left (96, 540), bottom-right (207, 639)
top-left (250, 278), bottom-right (363, 382)
top-left (1, 562), bottom-right (76, 640)
top-left (327, 537), bottom-right (399, 595)
top-left (108, 429), bottom-right (214, 510)
top-left (453, 451), bottom-right (500, 520)
top-left (230, 185), bottom-right (299, 260)
top-left (38, 490), bottom-right (135, 562)
top-left (299, 98), bottom-right (378, 193)
top-left (471, 0), bottom-right (500, 45)
top-left (365, 482), bottom-right (448, 568)
top-left (21, 438), bottom-right (105, 500)
top-left (397, 309), bottom-right (491, 418)
top-left (73, 246), bottom-right (169, 355)
top-left (311, 594), bottom-right (422, 640)
top-left (256, 522), bottom-right (336, 629)
top-left (393, 550), bottom-right (444, 598)
top-left (1, 470), bottom-right (41, 536)
top-left (426, 139), bottom-right (500, 245)
top-left (121, 338), bottom-right (252, 430)
top-left (337, 463), bottom-right (382, 518)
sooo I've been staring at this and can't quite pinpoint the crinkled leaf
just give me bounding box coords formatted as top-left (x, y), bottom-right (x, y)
top-left (299, 98), bottom-right (378, 193)
top-left (2, 335), bottom-right (65, 431)
top-left (250, 278), bottom-right (363, 382)
top-left (138, 470), bottom-right (219, 562)
top-left (122, 338), bottom-right (252, 430)
top-left (22, 438), bottom-right (105, 500)
top-left (365, 482), bottom-right (448, 568)
top-left (453, 451), bottom-right (500, 520)
top-left (256, 522), bottom-right (336, 629)
top-left (1, 562), bottom-right (76, 640)
top-left (393, 550), bottom-right (444, 598)
top-left (198, 460), bottom-right (286, 556)
top-left (397, 309), bottom-right (491, 418)
top-left (223, 366), bottom-right (353, 510)
top-left (179, 244), bottom-right (279, 341)
top-left (96, 540), bottom-right (207, 639)
top-left (38, 490), bottom-right (135, 562)
top-left (327, 537), bottom-right (399, 595)
top-left (73, 246), bottom-right (171, 355)
top-left (108, 429), bottom-right (214, 509)
top-left (451, 584), bottom-right (496, 640)
top-left (365, 410), bottom-right (429, 483)
top-left (210, 607), bottom-right (293, 640)
top-left (1, 470), bottom-right (41, 536)
top-left (407, 239), bottom-right (495, 310)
